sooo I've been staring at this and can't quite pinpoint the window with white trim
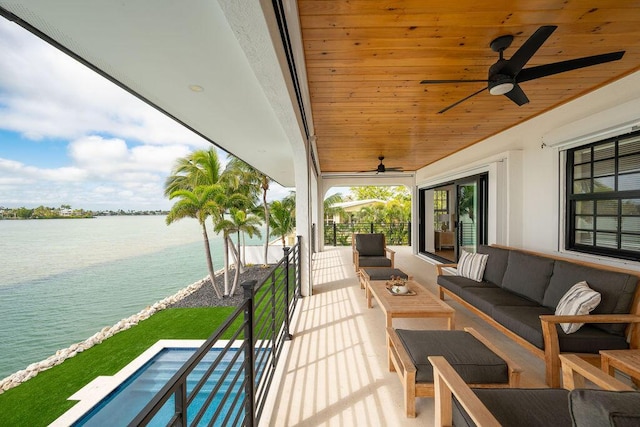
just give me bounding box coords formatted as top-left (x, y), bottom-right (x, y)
top-left (566, 130), bottom-right (640, 261)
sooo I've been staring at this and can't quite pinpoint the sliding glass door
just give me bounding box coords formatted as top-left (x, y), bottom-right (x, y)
top-left (418, 173), bottom-right (487, 261)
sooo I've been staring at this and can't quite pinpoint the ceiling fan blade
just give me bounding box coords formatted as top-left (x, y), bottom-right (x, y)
top-left (438, 87), bottom-right (487, 114)
top-left (517, 51), bottom-right (625, 83)
top-left (385, 167), bottom-right (404, 171)
top-left (504, 84), bottom-right (529, 106)
top-left (501, 25), bottom-right (557, 76)
top-left (421, 79), bottom-right (489, 84)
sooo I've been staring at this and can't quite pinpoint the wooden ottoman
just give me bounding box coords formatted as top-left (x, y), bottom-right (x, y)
top-left (387, 327), bottom-right (522, 417)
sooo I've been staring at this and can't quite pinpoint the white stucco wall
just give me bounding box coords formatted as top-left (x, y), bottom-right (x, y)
top-left (416, 70), bottom-right (640, 271)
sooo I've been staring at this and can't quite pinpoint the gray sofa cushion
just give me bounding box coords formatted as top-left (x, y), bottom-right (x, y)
top-left (543, 260), bottom-right (638, 336)
top-left (569, 390), bottom-right (640, 427)
top-left (501, 251), bottom-right (555, 304)
top-left (437, 274), bottom-right (487, 297)
top-left (452, 388), bottom-right (571, 427)
top-left (355, 233), bottom-right (385, 256)
top-left (492, 305), bottom-right (553, 348)
top-left (395, 329), bottom-right (508, 384)
top-left (460, 287), bottom-right (539, 316)
top-left (357, 256), bottom-right (392, 268)
top-left (492, 305), bottom-right (629, 352)
top-left (477, 245), bottom-right (510, 286)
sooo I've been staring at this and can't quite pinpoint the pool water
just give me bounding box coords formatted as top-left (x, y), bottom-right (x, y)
top-left (74, 347), bottom-right (244, 426)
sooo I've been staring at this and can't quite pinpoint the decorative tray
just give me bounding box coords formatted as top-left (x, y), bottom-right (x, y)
top-left (385, 287), bottom-right (416, 296)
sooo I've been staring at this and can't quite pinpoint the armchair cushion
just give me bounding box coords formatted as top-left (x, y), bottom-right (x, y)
top-left (452, 388), bottom-right (571, 427)
top-left (569, 390), bottom-right (640, 427)
top-left (354, 233), bottom-right (385, 256)
top-left (357, 256), bottom-right (392, 268)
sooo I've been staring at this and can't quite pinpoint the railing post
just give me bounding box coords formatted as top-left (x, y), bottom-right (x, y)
top-left (408, 221), bottom-right (412, 245)
top-left (370, 222), bottom-right (374, 233)
top-left (296, 235), bottom-right (302, 298)
top-left (283, 246), bottom-right (293, 341)
top-left (242, 280), bottom-right (257, 427)
top-left (333, 222), bottom-right (337, 246)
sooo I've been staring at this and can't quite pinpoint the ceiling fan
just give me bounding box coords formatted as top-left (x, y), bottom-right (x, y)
top-left (362, 156), bottom-right (403, 173)
top-left (420, 25), bottom-right (625, 114)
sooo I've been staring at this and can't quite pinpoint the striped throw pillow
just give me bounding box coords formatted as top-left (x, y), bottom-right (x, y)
top-left (555, 281), bottom-right (601, 334)
top-left (457, 250), bottom-right (489, 282)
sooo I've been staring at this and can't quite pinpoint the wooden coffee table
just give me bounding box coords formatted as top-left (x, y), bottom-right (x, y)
top-left (365, 279), bottom-right (455, 329)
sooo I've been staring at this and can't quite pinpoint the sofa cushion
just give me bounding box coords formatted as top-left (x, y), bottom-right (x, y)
top-left (492, 305), bottom-right (553, 349)
top-left (357, 256), bottom-right (392, 268)
top-left (437, 274), bottom-right (487, 297)
top-left (355, 233), bottom-right (385, 256)
top-left (558, 325), bottom-right (629, 354)
top-left (452, 388), bottom-right (571, 427)
top-left (457, 250), bottom-right (489, 282)
top-left (460, 287), bottom-right (539, 317)
top-left (555, 281), bottom-right (601, 334)
top-left (395, 329), bottom-right (508, 384)
top-left (492, 305), bottom-right (629, 352)
top-left (569, 390), bottom-right (640, 427)
top-left (501, 251), bottom-right (555, 304)
top-left (477, 245), bottom-right (510, 286)
top-left (543, 260), bottom-right (638, 336)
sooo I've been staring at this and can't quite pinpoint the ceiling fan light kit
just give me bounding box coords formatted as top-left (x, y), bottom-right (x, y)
top-left (420, 25), bottom-right (625, 113)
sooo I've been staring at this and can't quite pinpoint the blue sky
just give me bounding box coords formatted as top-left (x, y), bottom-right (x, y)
top-left (0, 18), bottom-right (292, 211)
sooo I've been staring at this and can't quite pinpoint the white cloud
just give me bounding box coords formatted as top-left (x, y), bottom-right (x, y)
top-left (0, 19), bottom-right (271, 210)
top-left (0, 19), bottom-right (211, 148)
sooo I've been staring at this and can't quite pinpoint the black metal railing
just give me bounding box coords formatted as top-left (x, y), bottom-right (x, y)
top-left (130, 236), bottom-right (302, 426)
top-left (323, 222), bottom-right (411, 246)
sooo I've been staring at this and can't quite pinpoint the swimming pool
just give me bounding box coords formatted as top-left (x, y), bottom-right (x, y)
top-left (69, 343), bottom-right (245, 426)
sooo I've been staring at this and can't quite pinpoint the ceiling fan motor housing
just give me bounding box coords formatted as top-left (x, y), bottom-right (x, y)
top-left (488, 60), bottom-right (515, 95)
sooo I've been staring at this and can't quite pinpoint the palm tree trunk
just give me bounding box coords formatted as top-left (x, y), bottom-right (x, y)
top-left (236, 230), bottom-right (245, 273)
top-left (263, 189), bottom-right (269, 266)
top-left (228, 237), bottom-right (243, 294)
top-left (223, 233), bottom-right (230, 296)
top-left (201, 224), bottom-right (222, 298)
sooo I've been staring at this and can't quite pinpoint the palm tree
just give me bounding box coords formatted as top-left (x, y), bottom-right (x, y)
top-left (269, 194), bottom-right (296, 246)
top-left (166, 186), bottom-right (223, 298)
top-left (223, 157), bottom-right (272, 266)
top-left (165, 148), bottom-right (226, 298)
top-left (210, 189), bottom-right (252, 296)
top-left (227, 208), bottom-right (262, 294)
top-left (323, 192), bottom-right (344, 222)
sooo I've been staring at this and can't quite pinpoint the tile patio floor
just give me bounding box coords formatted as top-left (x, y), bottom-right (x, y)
top-left (263, 246), bottom-right (547, 426)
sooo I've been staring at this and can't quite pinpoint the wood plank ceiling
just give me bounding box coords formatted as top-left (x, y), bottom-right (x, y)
top-left (298, 0), bottom-right (640, 174)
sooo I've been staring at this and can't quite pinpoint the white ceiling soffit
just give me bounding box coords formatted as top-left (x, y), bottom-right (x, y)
top-left (0, 0), bottom-right (297, 186)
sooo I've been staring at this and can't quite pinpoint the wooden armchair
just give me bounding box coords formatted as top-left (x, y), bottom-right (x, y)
top-left (431, 353), bottom-right (635, 427)
top-left (352, 233), bottom-right (395, 272)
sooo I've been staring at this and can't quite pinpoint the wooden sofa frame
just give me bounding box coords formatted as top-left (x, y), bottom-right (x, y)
top-left (430, 353), bottom-right (634, 427)
top-left (436, 245), bottom-right (640, 388)
top-left (387, 326), bottom-right (522, 418)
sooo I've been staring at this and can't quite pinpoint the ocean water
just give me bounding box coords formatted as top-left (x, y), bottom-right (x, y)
top-left (0, 215), bottom-right (236, 379)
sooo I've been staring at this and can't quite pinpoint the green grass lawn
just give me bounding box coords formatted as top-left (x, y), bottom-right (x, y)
top-left (0, 307), bottom-right (236, 426)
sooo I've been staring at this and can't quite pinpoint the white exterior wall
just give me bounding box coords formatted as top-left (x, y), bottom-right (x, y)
top-left (416, 70), bottom-right (640, 271)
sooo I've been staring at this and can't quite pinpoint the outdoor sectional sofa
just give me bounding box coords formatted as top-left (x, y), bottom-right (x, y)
top-left (436, 244), bottom-right (640, 387)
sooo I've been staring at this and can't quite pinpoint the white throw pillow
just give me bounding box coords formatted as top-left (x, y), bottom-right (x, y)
top-left (555, 281), bottom-right (601, 334)
top-left (457, 250), bottom-right (488, 282)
